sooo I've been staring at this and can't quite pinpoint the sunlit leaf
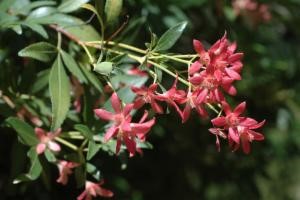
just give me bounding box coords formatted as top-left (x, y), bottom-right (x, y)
top-left (154, 21), bottom-right (187, 52)
top-left (18, 42), bottom-right (56, 62)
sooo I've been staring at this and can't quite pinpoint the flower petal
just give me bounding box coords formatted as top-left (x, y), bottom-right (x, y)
top-left (94, 109), bottom-right (114, 121)
top-left (111, 92), bottom-right (122, 113)
top-left (233, 101), bottom-right (246, 116)
top-left (48, 141), bottom-right (61, 152)
top-left (229, 127), bottom-right (240, 144)
top-left (104, 126), bottom-right (118, 142)
top-left (211, 116), bottom-right (226, 127)
top-left (36, 143), bottom-right (46, 154)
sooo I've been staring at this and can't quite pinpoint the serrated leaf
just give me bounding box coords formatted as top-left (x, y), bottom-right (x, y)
top-left (154, 21), bottom-right (187, 52)
top-left (58, 0), bottom-right (89, 13)
top-left (61, 50), bottom-right (87, 83)
top-left (6, 117), bottom-right (38, 146)
top-left (93, 61), bottom-right (113, 75)
top-left (80, 64), bottom-right (103, 93)
top-left (104, 0), bottom-right (123, 24)
top-left (13, 147), bottom-right (42, 184)
top-left (49, 55), bottom-right (71, 131)
top-left (87, 141), bottom-right (101, 160)
top-left (22, 22), bottom-right (48, 39)
top-left (18, 42), bottom-right (56, 62)
top-left (74, 124), bottom-right (94, 140)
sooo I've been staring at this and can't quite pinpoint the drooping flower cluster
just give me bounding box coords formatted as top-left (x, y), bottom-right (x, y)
top-left (210, 101), bottom-right (265, 153)
top-left (94, 92), bottom-right (155, 157)
top-left (127, 33), bottom-right (265, 153)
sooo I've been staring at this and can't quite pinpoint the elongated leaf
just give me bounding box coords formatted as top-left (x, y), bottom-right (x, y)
top-left (13, 147), bottom-right (42, 184)
top-left (49, 55), bottom-right (71, 131)
top-left (6, 117), bottom-right (38, 146)
top-left (87, 141), bottom-right (101, 160)
top-left (64, 20), bottom-right (101, 42)
top-left (58, 0), bottom-right (89, 13)
top-left (31, 69), bottom-right (50, 93)
top-left (104, 0), bottom-right (123, 24)
top-left (154, 21), bottom-right (188, 52)
top-left (22, 22), bottom-right (48, 39)
top-left (44, 149), bottom-right (57, 162)
top-left (27, 7), bottom-right (59, 19)
top-left (28, 13), bottom-right (78, 26)
top-left (61, 50), bottom-right (87, 83)
top-left (18, 42), bottom-right (56, 62)
top-left (74, 124), bottom-right (93, 140)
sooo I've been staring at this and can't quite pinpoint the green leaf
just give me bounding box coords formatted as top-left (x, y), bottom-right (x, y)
top-left (154, 21), bottom-right (188, 52)
top-left (27, 13), bottom-right (78, 26)
top-left (13, 147), bottom-right (42, 184)
top-left (86, 163), bottom-right (101, 180)
top-left (61, 50), bottom-right (87, 83)
top-left (44, 149), bottom-right (57, 162)
top-left (58, 0), bottom-right (89, 13)
top-left (87, 141), bottom-right (101, 160)
top-left (74, 124), bottom-right (94, 140)
top-left (6, 117), bottom-right (38, 146)
top-left (49, 55), bottom-right (71, 131)
top-left (26, 6), bottom-right (57, 19)
top-left (31, 69), bottom-right (50, 93)
top-left (64, 20), bottom-right (101, 42)
top-left (18, 42), bottom-right (56, 62)
top-left (81, 3), bottom-right (104, 29)
top-left (104, 0), bottom-right (123, 24)
top-left (80, 64), bottom-right (103, 93)
top-left (22, 22), bottom-right (48, 39)
top-left (12, 25), bottom-right (22, 35)
top-left (93, 61), bottom-right (113, 75)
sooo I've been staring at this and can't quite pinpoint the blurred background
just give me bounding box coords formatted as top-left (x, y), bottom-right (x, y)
top-left (1, 0), bottom-right (300, 199)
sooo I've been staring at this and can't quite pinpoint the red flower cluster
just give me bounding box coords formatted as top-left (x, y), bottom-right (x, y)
top-left (210, 101), bottom-right (265, 153)
top-left (94, 92), bottom-right (155, 157)
top-left (127, 34), bottom-right (265, 154)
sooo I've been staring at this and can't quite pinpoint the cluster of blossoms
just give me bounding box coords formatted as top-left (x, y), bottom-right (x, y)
top-left (232, 0), bottom-right (272, 24)
top-left (24, 34), bottom-right (265, 200)
top-left (98, 33), bottom-right (264, 155)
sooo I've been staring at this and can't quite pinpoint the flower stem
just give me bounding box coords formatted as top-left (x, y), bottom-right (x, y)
top-left (55, 137), bottom-right (78, 151)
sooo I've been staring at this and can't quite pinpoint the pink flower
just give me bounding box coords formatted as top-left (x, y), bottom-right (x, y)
top-left (211, 101), bottom-right (265, 153)
top-left (77, 181), bottom-right (113, 200)
top-left (127, 66), bottom-right (148, 77)
top-left (155, 77), bottom-right (186, 117)
top-left (94, 92), bottom-right (155, 156)
top-left (179, 90), bottom-right (208, 123)
top-left (189, 34), bottom-right (243, 103)
top-left (35, 128), bottom-right (61, 154)
top-left (131, 83), bottom-right (163, 114)
top-left (56, 160), bottom-right (79, 185)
